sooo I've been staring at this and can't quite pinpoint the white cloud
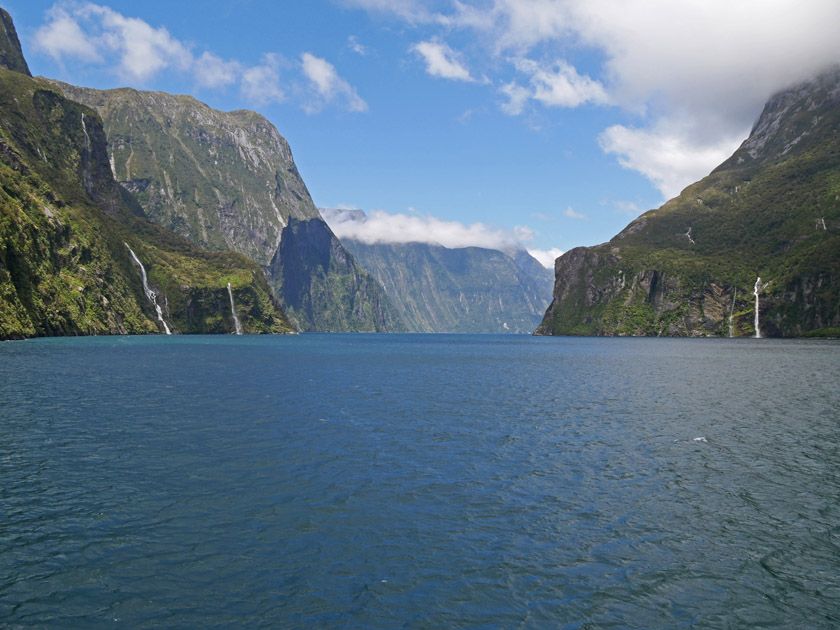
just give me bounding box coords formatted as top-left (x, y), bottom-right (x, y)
top-left (500, 80), bottom-right (530, 115)
top-left (345, 0), bottom-right (840, 196)
top-left (240, 54), bottom-right (286, 105)
top-left (348, 35), bottom-right (369, 56)
top-left (599, 122), bottom-right (744, 199)
top-left (301, 52), bottom-right (368, 113)
top-left (527, 247), bottom-right (564, 269)
top-left (411, 40), bottom-right (474, 82)
top-left (564, 206), bottom-right (587, 220)
top-left (32, 3), bottom-right (368, 114)
top-left (501, 57), bottom-right (608, 113)
top-left (80, 3), bottom-right (192, 81)
top-left (324, 208), bottom-right (527, 250)
top-left (33, 6), bottom-right (101, 63)
top-left (194, 52), bottom-right (240, 89)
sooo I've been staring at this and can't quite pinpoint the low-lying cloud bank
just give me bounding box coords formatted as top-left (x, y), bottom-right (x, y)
top-left (321, 208), bottom-right (562, 268)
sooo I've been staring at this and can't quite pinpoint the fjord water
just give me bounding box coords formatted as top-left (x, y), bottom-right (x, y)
top-left (1, 335), bottom-right (838, 628)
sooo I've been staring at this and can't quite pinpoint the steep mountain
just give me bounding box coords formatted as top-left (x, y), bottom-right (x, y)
top-left (0, 13), bottom-right (292, 339)
top-left (536, 68), bottom-right (840, 337)
top-left (49, 82), bottom-right (403, 332)
top-left (322, 208), bottom-right (552, 333)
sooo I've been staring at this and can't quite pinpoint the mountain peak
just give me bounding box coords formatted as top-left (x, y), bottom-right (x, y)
top-left (0, 9), bottom-right (30, 76)
top-left (721, 66), bottom-right (840, 169)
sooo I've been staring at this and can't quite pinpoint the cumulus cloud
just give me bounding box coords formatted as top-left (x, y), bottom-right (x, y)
top-left (240, 54), bottom-right (286, 105)
top-left (33, 6), bottom-right (101, 63)
top-left (323, 208), bottom-right (527, 250)
top-left (599, 122), bottom-right (745, 199)
top-left (501, 58), bottom-right (608, 113)
top-left (194, 51), bottom-right (241, 89)
top-left (345, 0), bottom-right (840, 197)
top-left (411, 39), bottom-right (475, 82)
top-left (32, 3), bottom-right (366, 113)
top-left (527, 247), bottom-right (564, 269)
top-left (301, 52), bottom-right (368, 113)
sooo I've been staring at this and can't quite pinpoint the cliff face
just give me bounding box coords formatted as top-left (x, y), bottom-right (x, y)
top-left (536, 68), bottom-right (840, 338)
top-left (0, 9), bottom-right (29, 77)
top-left (50, 82), bottom-right (403, 332)
top-left (267, 218), bottom-right (405, 332)
top-left (322, 209), bottom-right (552, 333)
top-left (0, 22), bottom-right (292, 339)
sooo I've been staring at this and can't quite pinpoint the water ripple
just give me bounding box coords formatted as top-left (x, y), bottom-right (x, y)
top-left (1, 335), bottom-right (838, 628)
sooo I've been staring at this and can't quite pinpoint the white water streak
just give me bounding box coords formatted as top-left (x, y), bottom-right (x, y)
top-left (729, 289), bottom-right (737, 338)
top-left (227, 283), bottom-right (244, 335)
top-left (125, 243), bottom-right (172, 335)
top-left (753, 277), bottom-right (770, 339)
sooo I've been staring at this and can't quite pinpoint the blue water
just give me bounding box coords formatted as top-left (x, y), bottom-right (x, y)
top-left (1, 334), bottom-right (839, 628)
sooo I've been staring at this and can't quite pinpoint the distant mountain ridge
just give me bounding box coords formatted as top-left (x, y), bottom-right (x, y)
top-left (0, 9), bottom-right (292, 339)
top-left (322, 208), bottom-right (553, 333)
top-left (50, 82), bottom-right (404, 332)
top-left (536, 68), bottom-right (840, 337)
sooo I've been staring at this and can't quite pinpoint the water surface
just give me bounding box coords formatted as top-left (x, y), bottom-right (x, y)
top-left (1, 335), bottom-right (838, 628)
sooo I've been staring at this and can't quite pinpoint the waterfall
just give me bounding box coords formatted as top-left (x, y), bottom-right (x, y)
top-left (227, 283), bottom-right (244, 335)
top-left (125, 243), bottom-right (172, 335)
top-left (80, 114), bottom-right (93, 195)
top-left (728, 289), bottom-right (737, 338)
top-left (753, 277), bottom-right (770, 339)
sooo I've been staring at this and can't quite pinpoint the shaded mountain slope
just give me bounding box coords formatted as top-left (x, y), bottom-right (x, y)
top-left (50, 81), bottom-right (403, 332)
top-left (322, 208), bottom-right (552, 333)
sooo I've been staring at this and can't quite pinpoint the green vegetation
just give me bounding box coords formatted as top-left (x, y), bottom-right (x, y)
top-left (537, 69), bottom-right (840, 337)
top-left (0, 56), bottom-right (292, 338)
top-left (52, 81), bottom-right (404, 332)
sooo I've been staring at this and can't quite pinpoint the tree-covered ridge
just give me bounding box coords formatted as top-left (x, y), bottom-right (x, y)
top-left (536, 69), bottom-right (840, 337)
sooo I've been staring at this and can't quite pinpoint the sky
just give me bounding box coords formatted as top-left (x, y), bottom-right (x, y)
top-left (6, 0), bottom-right (840, 268)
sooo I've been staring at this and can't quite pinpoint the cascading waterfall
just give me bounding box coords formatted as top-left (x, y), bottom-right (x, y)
top-left (753, 277), bottom-right (770, 339)
top-left (227, 282), bottom-right (244, 335)
top-left (125, 243), bottom-right (172, 335)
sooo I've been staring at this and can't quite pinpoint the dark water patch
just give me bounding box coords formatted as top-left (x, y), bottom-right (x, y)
top-left (1, 335), bottom-right (839, 628)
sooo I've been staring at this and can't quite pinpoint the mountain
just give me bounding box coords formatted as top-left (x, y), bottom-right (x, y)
top-left (536, 68), bottom-right (840, 338)
top-left (321, 208), bottom-right (552, 333)
top-left (49, 81), bottom-right (404, 332)
top-left (0, 10), bottom-right (292, 339)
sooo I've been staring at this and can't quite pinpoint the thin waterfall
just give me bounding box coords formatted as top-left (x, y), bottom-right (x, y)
top-left (227, 283), bottom-right (244, 335)
top-left (753, 277), bottom-right (770, 339)
top-left (125, 243), bottom-right (172, 335)
top-left (80, 114), bottom-right (93, 194)
top-left (728, 289), bottom-right (737, 338)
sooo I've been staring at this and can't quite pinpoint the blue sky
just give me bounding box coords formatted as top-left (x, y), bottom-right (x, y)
top-left (6, 1), bottom-right (840, 266)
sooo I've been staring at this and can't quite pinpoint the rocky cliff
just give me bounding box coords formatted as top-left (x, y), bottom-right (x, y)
top-left (50, 82), bottom-right (403, 332)
top-left (536, 69), bottom-right (840, 337)
top-left (0, 15), bottom-right (292, 339)
top-left (322, 208), bottom-right (552, 333)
